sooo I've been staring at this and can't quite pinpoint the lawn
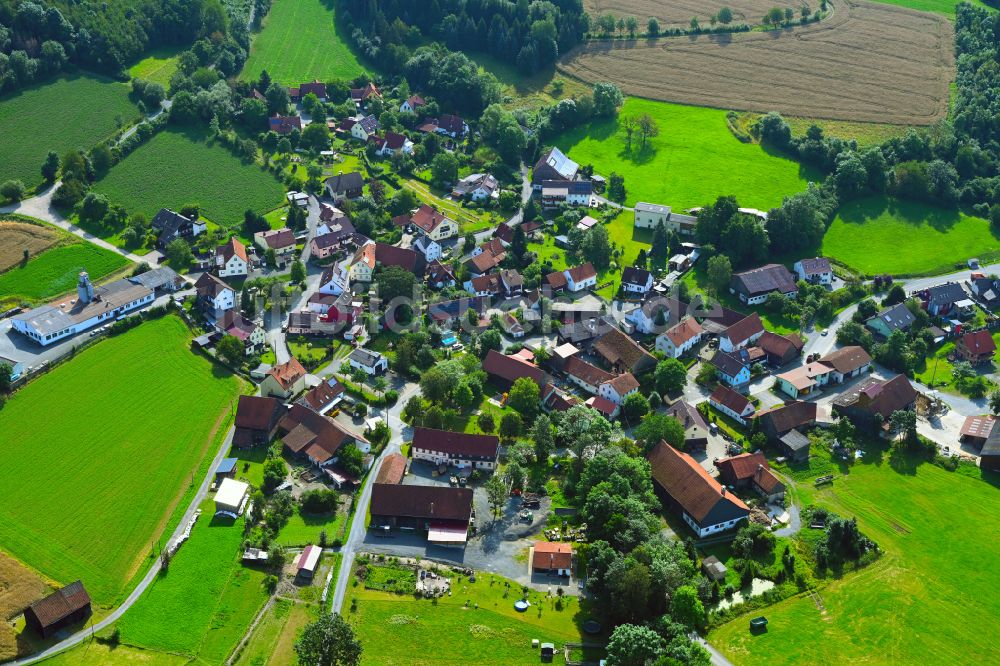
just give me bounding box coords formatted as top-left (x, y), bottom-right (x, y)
top-left (681, 266), bottom-right (801, 335)
top-left (242, 0), bottom-right (365, 84)
top-left (821, 196), bottom-right (999, 276)
top-left (345, 566), bottom-right (600, 665)
top-left (277, 507), bottom-right (347, 546)
top-left (127, 46), bottom-right (182, 87)
top-left (93, 128), bottom-right (285, 228)
top-left (0, 316), bottom-right (244, 606)
top-left (711, 449), bottom-right (1000, 664)
top-left (44, 643), bottom-right (188, 665)
top-left (553, 97), bottom-right (819, 209)
top-left (870, 0), bottom-right (991, 16)
top-left (118, 499), bottom-right (269, 663)
top-left (0, 74), bottom-right (138, 187)
top-left (468, 51), bottom-right (591, 109)
top-left (0, 240), bottom-right (128, 305)
top-left (400, 178), bottom-right (498, 233)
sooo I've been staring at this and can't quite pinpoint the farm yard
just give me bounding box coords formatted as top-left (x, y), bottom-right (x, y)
top-left (820, 196), bottom-right (999, 276)
top-left (710, 449), bottom-right (1000, 665)
top-left (0, 316), bottom-right (244, 608)
top-left (554, 97), bottom-right (818, 209)
top-left (93, 128), bottom-right (286, 229)
top-left (242, 0), bottom-right (365, 84)
top-left (0, 219), bottom-right (129, 307)
top-left (0, 74), bottom-right (138, 188)
top-left (559, 0), bottom-right (953, 125)
top-left (116, 499), bottom-right (268, 664)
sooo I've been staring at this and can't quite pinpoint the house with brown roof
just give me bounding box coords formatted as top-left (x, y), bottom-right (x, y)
top-left (655, 316), bottom-right (704, 358)
top-left (709, 384), bottom-right (755, 425)
top-left (426, 260), bottom-right (457, 289)
top-left (598, 372), bottom-right (640, 406)
top-left (956, 330), bottom-right (997, 365)
top-left (296, 379), bottom-right (345, 415)
top-left (253, 228), bottom-right (297, 266)
top-left (793, 257), bottom-right (833, 284)
top-left (269, 114), bottom-right (302, 134)
top-left (261, 357), bottom-right (308, 399)
top-left (532, 542), bottom-right (573, 576)
top-left (400, 94), bottom-right (425, 113)
top-left (775, 361), bottom-right (834, 399)
top-left (216, 237), bottom-right (249, 277)
top-left (647, 441), bottom-right (750, 538)
top-left (585, 395), bottom-right (620, 419)
top-left (564, 263), bottom-right (597, 292)
top-left (757, 331), bottom-right (804, 367)
top-left (544, 269), bottom-right (568, 293)
top-left (833, 375), bottom-right (918, 430)
top-left (350, 82), bottom-right (381, 104)
top-left (482, 349), bottom-right (546, 388)
top-left (375, 453), bottom-right (407, 484)
top-left (324, 172), bottom-right (365, 202)
top-left (23, 581), bottom-right (91, 638)
top-left (374, 242), bottom-right (423, 274)
top-left (819, 346), bottom-right (872, 382)
top-left (542, 383), bottom-right (583, 412)
top-left (233, 395), bottom-right (284, 447)
top-left (277, 403), bottom-right (368, 466)
top-left (195, 272), bottom-right (236, 314)
top-left (665, 401), bottom-right (709, 451)
top-left (731, 264), bottom-right (798, 305)
top-left (563, 355), bottom-right (615, 394)
top-left (715, 453), bottom-right (786, 502)
top-left (755, 401), bottom-right (818, 440)
top-left (719, 313), bottom-right (765, 353)
top-left (370, 484), bottom-right (473, 546)
top-left (411, 427), bottom-right (500, 470)
top-left (410, 204), bottom-right (457, 241)
top-left (960, 414), bottom-right (995, 446)
top-left (592, 327), bottom-right (656, 375)
top-left (218, 310), bottom-right (265, 354)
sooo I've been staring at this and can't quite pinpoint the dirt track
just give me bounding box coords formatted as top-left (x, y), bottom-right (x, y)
top-left (561, 0), bottom-right (954, 125)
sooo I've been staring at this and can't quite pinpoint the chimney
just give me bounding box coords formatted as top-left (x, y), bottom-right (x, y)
top-left (721, 487), bottom-right (726, 496)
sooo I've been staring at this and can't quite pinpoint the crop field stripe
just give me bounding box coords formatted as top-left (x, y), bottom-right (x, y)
top-left (0, 74), bottom-right (138, 187)
top-left (0, 242), bottom-right (129, 302)
top-left (559, 0), bottom-right (953, 125)
top-left (0, 316), bottom-right (243, 605)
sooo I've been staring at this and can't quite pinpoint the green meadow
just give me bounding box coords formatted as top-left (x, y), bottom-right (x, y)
top-left (820, 196), bottom-right (999, 276)
top-left (869, 0), bottom-right (991, 16)
top-left (0, 242), bottom-right (128, 304)
top-left (0, 316), bottom-right (244, 606)
top-left (711, 449), bottom-right (1000, 665)
top-left (93, 128), bottom-right (285, 227)
top-left (0, 74), bottom-right (137, 187)
top-left (242, 0), bottom-right (365, 84)
top-left (127, 47), bottom-right (182, 87)
top-left (553, 97), bottom-right (819, 210)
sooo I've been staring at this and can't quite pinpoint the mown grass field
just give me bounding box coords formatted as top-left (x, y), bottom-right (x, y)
top-left (711, 448), bottom-right (1000, 665)
top-left (242, 0), bottom-right (365, 84)
top-left (118, 499), bottom-right (268, 663)
top-left (44, 643), bottom-right (188, 665)
top-left (554, 98), bottom-right (818, 209)
top-left (0, 239), bottom-right (128, 305)
top-left (0, 74), bottom-right (137, 187)
top-left (127, 46), bottom-right (182, 87)
top-left (820, 196), bottom-right (998, 276)
top-left (0, 316), bottom-right (244, 606)
top-left (93, 128), bottom-right (285, 227)
top-left (345, 567), bottom-right (601, 665)
top-left (871, 0), bottom-right (991, 16)
top-left (277, 508), bottom-right (347, 547)
top-left (234, 598), bottom-right (314, 666)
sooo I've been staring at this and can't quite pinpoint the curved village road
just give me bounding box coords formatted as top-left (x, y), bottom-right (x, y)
top-left (11, 424), bottom-right (238, 665)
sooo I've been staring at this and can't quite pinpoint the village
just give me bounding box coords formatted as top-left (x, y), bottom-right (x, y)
top-left (4, 73), bottom-right (1000, 666)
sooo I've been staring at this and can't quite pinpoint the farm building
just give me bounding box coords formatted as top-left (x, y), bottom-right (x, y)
top-left (410, 427), bottom-right (500, 470)
top-left (369, 484), bottom-right (473, 547)
top-left (23, 581), bottom-right (92, 638)
top-left (215, 457), bottom-right (238, 482)
top-left (778, 429), bottom-right (811, 462)
top-left (482, 349), bottom-right (546, 388)
top-left (715, 453), bottom-right (785, 503)
top-left (296, 545), bottom-right (321, 580)
top-left (278, 403), bottom-right (369, 466)
top-left (532, 542), bottom-right (572, 576)
top-left (233, 395), bottom-right (284, 447)
top-left (375, 453), bottom-right (407, 485)
top-left (215, 478), bottom-right (250, 517)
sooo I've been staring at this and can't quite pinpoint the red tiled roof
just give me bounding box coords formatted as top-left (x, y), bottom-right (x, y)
top-left (716, 452), bottom-right (769, 483)
top-left (960, 330), bottom-right (997, 355)
top-left (370, 483), bottom-right (472, 522)
top-left (482, 349), bottom-right (545, 386)
top-left (710, 384), bottom-right (753, 415)
top-left (412, 427), bottom-right (500, 459)
top-left (647, 441), bottom-right (749, 522)
top-left (27, 581), bottom-right (90, 629)
top-left (564, 355), bottom-right (614, 386)
top-left (411, 204), bottom-right (453, 234)
top-left (532, 541), bottom-right (572, 570)
top-left (604, 372), bottom-right (639, 396)
top-left (268, 357), bottom-right (307, 391)
top-left (545, 270), bottom-right (568, 290)
top-left (216, 237), bottom-right (248, 263)
top-left (586, 395), bottom-right (618, 416)
top-left (566, 262), bottom-right (596, 284)
top-left (723, 313), bottom-right (764, 346)
top-left (664, 316), bottom-right (703, 347)
top-left (375, 453), bottom-right (407, 485)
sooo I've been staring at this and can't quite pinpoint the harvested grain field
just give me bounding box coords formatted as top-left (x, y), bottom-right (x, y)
top-left (0, 220), bottom-right (60, 272)
top-left (585, 0), bottom-right (780, 28)
top-left (561, 0), bottom-right (953, 124)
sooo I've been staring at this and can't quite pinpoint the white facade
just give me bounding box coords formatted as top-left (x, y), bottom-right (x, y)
top-left (12, 291), bottom-right (154, 346)
top-left (598, 381), bottom-right (637, 406)
top-left (413, 236), bottom-right (442, 262)
top-left (794, 259), bottom-right (833, 284)
top-left (655, 329), bottom-right (702, 358)
top-left (565, 272), bottom-right (597, 292)
top-left (719, 329), bottom-right (763, 353)
top-left (634, 203), bottom-right (671, 230)
top-left (218, 253), bottom-right (248, 278)
top-left (623, 274), bottom-right (653, 294)
top-left (208, 287), bottom-right (236, 313)
top-left (349, 351), bottom-right (387, 375)
top-left (710, 396), bottom-right (754, 425)
top-left (319, 266), bottom-right (349, 295)
top-left (683, 512), bottom-right (747, 538)
top-left (411, 447), bottom-right (496, 470)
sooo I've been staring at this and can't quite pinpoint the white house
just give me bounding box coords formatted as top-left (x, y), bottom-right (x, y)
top-left (709, 385), bottom-right (755, 425)
top-left (627, 298), bottom-right (670, 335)
top-left (216, 237), bottom-right (249, 278)
top-left (451, 173), bottom-right (500, 201)
top-left (718, 314), bottom-right (764, 353)
top-left (410, 205), bottom-right (457, 242)
top-left (349, 243), bottom-right (375, 283)
top-left (621, 266), bottom-right (654, 294)
top-left (318, 264), bottom-right (349, 296)
top-left (349, 348), bottom-right (387, 375)
top-left (598, 373), bottom-right (640, 406)
top-left (372, 132), bottom-right (414, 156)
top-left (10, 272), bottom-right (154, 347)
top-left (564, 263), bottom-right (597, 292)
top-left (633, 202), bottom-right (671, 230)
top-left (410, 427), bottom-right (499, 470)
top-left (794, 257), bottom-right (833, 285)
top-left (218, 310), bottom-right (266, 355)
top-left (412, 235), bottom-right (442, 262)
top-left (655, 316), bottom-right (703, 358)
top-left (399, 94), bottom-right (425, 114)
top-left (195, 272), bottom-right (236, 314)
top-left (351, 115), bottom-right (379, 141)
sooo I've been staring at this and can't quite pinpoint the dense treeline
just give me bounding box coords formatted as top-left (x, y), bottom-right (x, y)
top-left (0, 0), bottom-right (234, 92)
top-left (339, 0), bottom-right (588, 75)
top-left (747, 3), bottom-right (1000, 264)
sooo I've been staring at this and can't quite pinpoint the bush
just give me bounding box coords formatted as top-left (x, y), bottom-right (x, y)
top-left (364, 565), bottom-right (417, 594)
top-left (300, 488), bottom-right (339, 514)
